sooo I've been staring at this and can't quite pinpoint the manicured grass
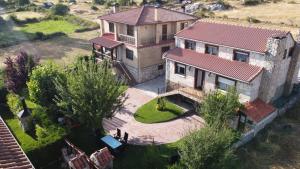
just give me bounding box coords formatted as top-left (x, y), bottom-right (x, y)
top-left (20, 20), bottom-right (82, 35)
top-left (134, 98), bottom-right (185, 124)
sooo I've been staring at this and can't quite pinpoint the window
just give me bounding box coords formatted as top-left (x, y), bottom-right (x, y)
top-left (180, 22), bottom-right (187, 30)
top-left (283, 49), bottom-right (287, 59)
top-left (175, 63), bottom-right (186, 75)
top-left (127, 25), bottom-right (134, 36)
top-left (216, 76), bottom-right (236, 91)
top-left (109, 22), bottom-right (114, 33)
top-left (162, 24), bottom-right (168, 40)
top-left (205, 44), bottom-right (219, 56)
top-left (234, 50), bottom-right (249, 62)
top-left (158, 64), bottom-right (164, 70)
top-left (185, 40), bottom-right (196, 50)
top-left (126, 49), bottom-right (134, 60)
top-left (288, 47), bottom-right (294, 57)
top-left (161, 46), bottom-right (170, 55)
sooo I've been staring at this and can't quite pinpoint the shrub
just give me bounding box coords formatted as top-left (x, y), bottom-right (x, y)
top-left (17, 0), bottom-right (30, 6)
top-left (51, 4), bottom-right (70, 16)
top-left (93, 0), bottom-right (105, 5)
top-left (6, 93), bottom-right (22, 114)
top-left (157, 97), bottom-right (166, 111)
top-left (243, 0), bottom-right (261, 5)
top-left (36, 124), bottom-right (48, 141)
top-left (8, 14), bottom-right (20, 23)
top-left (288, 0), bottom-right (296, 3)
top-left (178, 127), bottom-right (239, 169)
top-left (91, 5), bottom-right (98, 10)
top-left (27, 62), bottom-right (65, 106)
top-left (246, 16), bottom-right (261, 23)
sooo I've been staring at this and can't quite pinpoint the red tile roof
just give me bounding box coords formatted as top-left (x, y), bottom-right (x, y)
top-left (176, 21), bottom-right (289, 53)
top-left (0, 117), bottom-right (34, 169)
top-left (99, 6), bottom-right (197, 26)
top-left (165, 48), bottom-right (263, 82)
top-left (90, 33), bottom-right (123, 49)
top-left (243, 99), bottom-right (276, 123)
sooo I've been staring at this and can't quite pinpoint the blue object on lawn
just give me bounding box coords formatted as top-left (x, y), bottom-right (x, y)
top-left (101, 135), bottom-right (122, 149)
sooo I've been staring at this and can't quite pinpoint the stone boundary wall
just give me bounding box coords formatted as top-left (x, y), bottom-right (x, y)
top-left (234, 90), bottom-right (300, 148)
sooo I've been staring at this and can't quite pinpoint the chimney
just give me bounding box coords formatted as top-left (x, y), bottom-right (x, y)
top-left (181, 5), bottom-right (186, 13)
top-left (154, 6), bottom-right (159, 21)
top-left (112, 3), bottom-right (119, 13)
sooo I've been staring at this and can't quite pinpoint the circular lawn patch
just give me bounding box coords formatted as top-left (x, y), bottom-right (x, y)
top-left (134, 98), bottom-right (185, 124)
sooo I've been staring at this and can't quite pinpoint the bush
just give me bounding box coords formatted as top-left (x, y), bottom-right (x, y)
top-left (27, 62), bottom-right (66, 106)
top-left (94, 0), bottom-right (105, 5)
top-left (288, 0), bottom-right (296, 3)
top-left (6, 93), bottom-right (22, 114)
top-left (243, 0), bottom-right (261, 5)
top-left (178, 127), bottom-right (239, 169)
top-left (36, 124), bottom-right (48, 141)
top-left (246, 16), bottom-right (261, 23)
top-left (91, 5), bottom-right (98, 10)
top-left (8, 14), bottom-right (20, 23)
top-left (157, 97), bottom-right (166, 111)
top-left (17, 0), bottom-right (30, 6)
top-left (51, 4), bottom-right (70, 16)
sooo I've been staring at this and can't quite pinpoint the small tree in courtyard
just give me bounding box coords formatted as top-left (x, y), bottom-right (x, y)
top-left (200, 87), bottom-right (243, 129)
top-left (51, 4), bottom-right (70, 16)
top-left (54, 57), bottom-right (126, 134)
top-left (178, 126), bottom-right (239, 169)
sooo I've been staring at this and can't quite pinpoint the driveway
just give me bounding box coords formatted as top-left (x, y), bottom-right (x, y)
top-left (103, 76), bottom-right (205, 145)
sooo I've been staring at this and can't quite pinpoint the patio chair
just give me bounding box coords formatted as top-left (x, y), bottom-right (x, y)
top-left (122, 132), bottom-right (128, 144)
top-left (114, 128), bottom-right (121, 140)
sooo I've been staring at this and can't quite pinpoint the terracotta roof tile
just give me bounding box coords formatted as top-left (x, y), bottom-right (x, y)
top-left (176, 21), bottom-right (289, 53)
top-left (0, 117), bottom-right (34, 169)
top-left (89, 33), bottom-right (123, 49)
top-left (99, 6), bottom-right (197, 26)
top-left (165, 48), bottom-right (263, 82)
top-left (243, 99), bottom-right (276, 123)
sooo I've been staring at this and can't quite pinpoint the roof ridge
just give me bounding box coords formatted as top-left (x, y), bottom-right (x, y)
top-left (135, 5), bottom-right (145, 25)
top-left (98, 6), bottom-right (141, 19)
top-left (199, 19), bottom-right (288, 33)
top-left (159, 6), bottom-right (198, 19)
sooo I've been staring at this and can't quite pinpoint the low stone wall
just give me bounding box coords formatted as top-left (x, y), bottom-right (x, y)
top-left (234, 89), bottom-right (300, 148)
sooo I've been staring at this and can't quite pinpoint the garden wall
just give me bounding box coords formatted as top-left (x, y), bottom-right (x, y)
top-left (234, 88), bottom-right (300, 148)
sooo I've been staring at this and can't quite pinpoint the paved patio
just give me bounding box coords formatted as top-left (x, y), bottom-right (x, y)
top-left (103, 76), bottom-right (205, 145)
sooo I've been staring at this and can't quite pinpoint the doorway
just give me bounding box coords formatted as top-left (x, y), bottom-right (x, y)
top-left (194, 69), bottom-right (205, 90)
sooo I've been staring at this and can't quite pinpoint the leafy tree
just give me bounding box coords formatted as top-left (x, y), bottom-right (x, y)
top-left (27, 62), bottom-right (65, 106)
top-left (200, 87), bottom-right (243, 129)
top-left (17, 0), bottom-right (30, 6)
top-left (51, 4), bottom-right (70, 16)
top-left (4, 52), bottom-right (37, 93)
top-left (54, 58), bottom-right (126, 133)
top-left (178, 127), bottom-right (238, 169)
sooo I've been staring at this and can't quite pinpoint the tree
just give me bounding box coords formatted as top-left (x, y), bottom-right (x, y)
top-left (4, 52), bottom-right (37, 93)
top-left (27, 62), bottom-right (65, 106)
top-left (17, 0), bottom-right (30, 6)
top-left (178, 127), bottom-right (238, 169)
top-left (51, 4), bottom-right (70, 16)
top-left (54, 58), bottom-right (126, 133)
top-left (200, 87), bottom-right (243, 129)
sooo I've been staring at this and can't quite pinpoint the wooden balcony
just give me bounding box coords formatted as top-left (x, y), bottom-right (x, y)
top-left (118, 34), bottom-right (135, 45)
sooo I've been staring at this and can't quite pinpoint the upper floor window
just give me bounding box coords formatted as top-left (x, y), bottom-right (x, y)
top-left (175, 62), bottom-right (186, 76)
top-left (180, 22), bottom-right (187, 30)
top-left (126, 49), bottom-right (134, 60)
top-left (162, 24), bottom-right (168, 41)
top-left (234, 50), bottom-right (249, 62)
top-left (288, 47), bottom-right (294, 57)
top-left (127, 25), bottom-right (134, 36)
top-left (216, 76), bottom-right (236, 91)
top-left (185, 40), bottom-right (196, 50)
top-left (109, 22), bottom-right (114, 33)
top-left (205, 44), bottom-right (219, 56)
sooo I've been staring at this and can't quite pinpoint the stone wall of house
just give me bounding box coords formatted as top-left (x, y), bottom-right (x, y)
top-left (258, 34), bottom-right (295, 103)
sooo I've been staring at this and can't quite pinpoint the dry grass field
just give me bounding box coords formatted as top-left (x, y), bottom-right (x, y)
top-left (0, 30), bottom-right (98, 68)
top-left (0, 11), bottom-right (45, 20)
top-left (215, 0), bottom-right (300, 27)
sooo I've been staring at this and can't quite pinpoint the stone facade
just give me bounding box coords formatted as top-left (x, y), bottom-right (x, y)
top-left (166, 33), bottom-right (299, 103)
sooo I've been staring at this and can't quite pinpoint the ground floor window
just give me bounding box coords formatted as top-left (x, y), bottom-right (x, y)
top-left (158, 64), bottom-right (164, 70)
top-left (175, 62), bottom-right (186, 76)
top-left (216, 76), bottom-right (236, 91)
top-left (126, 49), bottom-right (134, 60)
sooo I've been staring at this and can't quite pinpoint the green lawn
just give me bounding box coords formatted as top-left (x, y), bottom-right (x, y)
top-left (134, 98), bottom-right (185, 124)
top-left (20, 20), bottom-right (82, 35)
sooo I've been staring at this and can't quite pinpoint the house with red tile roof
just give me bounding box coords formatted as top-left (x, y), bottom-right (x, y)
top-left (0, 116), bottom-right (35, 169)
top-left (90, 5), bottom-right (197, 83)
top-left (164, 20), bottom-right (300, 123)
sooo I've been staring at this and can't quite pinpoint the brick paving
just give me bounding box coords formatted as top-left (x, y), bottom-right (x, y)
top-left (103, 77), bottom-right (205, 145)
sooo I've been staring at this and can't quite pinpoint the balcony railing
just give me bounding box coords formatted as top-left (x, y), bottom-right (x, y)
top-left (160, 34), bottom-right (175, 42)
top-left (118, 34), bottom-right (135, 45)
